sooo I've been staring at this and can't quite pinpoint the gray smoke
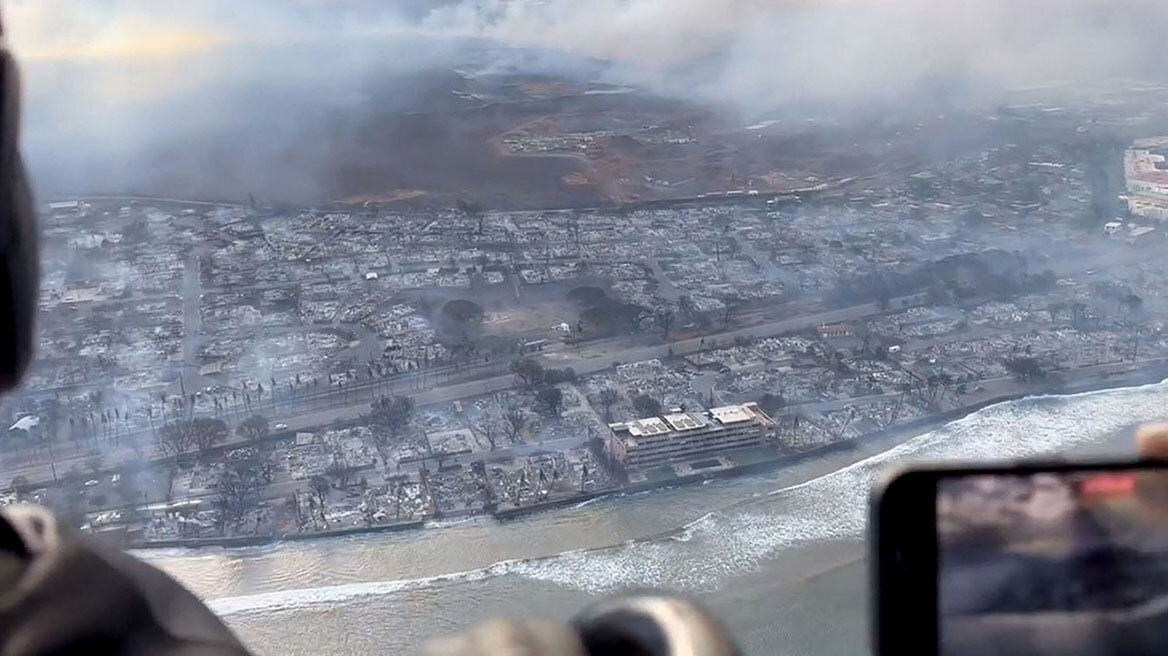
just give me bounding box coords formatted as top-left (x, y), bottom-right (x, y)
top-left (6, 0), bottom-right (1168, 201)
top-left (439, 0), bottom-right (1168, 107)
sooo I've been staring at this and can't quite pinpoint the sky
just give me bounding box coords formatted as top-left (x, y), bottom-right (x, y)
top-left (9, 1), bottom-right (1168, 96)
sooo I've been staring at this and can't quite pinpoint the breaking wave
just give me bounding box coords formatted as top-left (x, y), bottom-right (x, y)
top-left (209, 379), bottom-right (1168, 616)
top-left (210, 564), bottom-right (500, 615)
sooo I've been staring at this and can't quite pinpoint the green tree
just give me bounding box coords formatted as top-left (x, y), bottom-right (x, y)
top-left (369, 395), bottom-right (415, 459)
top-left (535, 386), bottom-right (564, 418)
top-left (1124, 293), bottom-right (1144, 316)
top-left (542, 367), bottom-right (577, 385)
top-left (510, 358), bottom-right (545, 390)
top-left (1004, 357), bottom-right (1046, 382)
top-left (158, 418), bottom-right (228, 456)
top-left (189, 418), bottom-right (229, 452)
top-left (156, 422), bottom-right (195, 458)
top-left (237, 414), bottom-right (270, 440)
top-left (10, 475), bottom-right (28, 501)
top-left (758, 393), bottom-right (786, 417)
top-left (631, 394), bottom-right (662, 418)
top-left (370, 396), bottom-right (415, 434)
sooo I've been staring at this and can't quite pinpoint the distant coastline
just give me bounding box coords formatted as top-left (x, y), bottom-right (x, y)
top-left (125, 360), bottom-right (1168, 551)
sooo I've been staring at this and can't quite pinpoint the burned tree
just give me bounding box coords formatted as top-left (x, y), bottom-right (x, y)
top-left (369, 395), bottom-right (415, 459)
top-left (326, 458), bottom-right (357, 490)
top-left (215, 459), bottom-right (263, 532)
top-left (510, 358), bottom-right (545, 390)
top-left (324, 433), bottom-right (358, 490)
top-left (478, 420), bottom-right (499, 450)
top-left (308, 474), bottom-right (332, 527)
top-left (597, 387), bottom-right (620, 423)
top-left (654, 307), bottom-right (676, 339)
top-left (155, 422), bottom-right (195, 458)
top-left (189, 418), bottom-right (229, 452)
top-left (503, 405), bottom-right (527, 443)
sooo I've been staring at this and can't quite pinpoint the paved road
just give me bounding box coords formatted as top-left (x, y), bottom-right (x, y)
top-left (545, 297), bottom-right (897, 370)
top-left (180, 250), bottom-right (207, 395)
top-left (56, 195), bottom-right (243, 208)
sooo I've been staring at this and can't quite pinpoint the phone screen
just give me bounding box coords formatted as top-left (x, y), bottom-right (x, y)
top-left (937, 469), bottom-right (1168, 655)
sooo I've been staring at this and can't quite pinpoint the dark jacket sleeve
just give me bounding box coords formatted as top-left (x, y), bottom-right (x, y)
top-left (0, 505), bottom-right (250, 656)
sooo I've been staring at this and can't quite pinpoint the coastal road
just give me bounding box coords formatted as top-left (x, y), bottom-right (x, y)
top-left (545, 297), bottom-right (903, 370)
top-left (55, 195), bottom-right (244, 208)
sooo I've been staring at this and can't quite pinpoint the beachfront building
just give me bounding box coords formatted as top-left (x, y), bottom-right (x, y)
top-left (1124, 139), bottom-right (1168, 220)
top-left (607, 403), bottom-right (776, 470)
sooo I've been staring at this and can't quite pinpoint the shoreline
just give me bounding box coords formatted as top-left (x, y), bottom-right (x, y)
top-left (128, 360), bottom-right (1168, 551)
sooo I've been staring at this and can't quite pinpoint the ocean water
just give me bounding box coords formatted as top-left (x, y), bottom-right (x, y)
top-left (142, 379), bottom-right (1168, 655)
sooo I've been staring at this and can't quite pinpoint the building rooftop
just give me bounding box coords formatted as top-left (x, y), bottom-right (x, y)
top-left (708, 405), bottom-right (754, 425)
top-left (1131, 171), bottom-right (1168, 186)
top-left (625, 417), bottom-right (671, 437)
top-left (663, 412), bottom-right (707, 431)
top-left (610, 403), bottom-right (775, 444)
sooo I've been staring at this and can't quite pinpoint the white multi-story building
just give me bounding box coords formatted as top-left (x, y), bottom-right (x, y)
top-left (608, 403), bottom-right (776, 470)
top-left (1124, 140), bottom-right (1168, 220)
top-left (1128, 197), bottom-right (1168, 221)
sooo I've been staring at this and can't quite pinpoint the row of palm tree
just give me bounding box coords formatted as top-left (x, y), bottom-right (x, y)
top-left (3, 340), bottom-right (516, 471)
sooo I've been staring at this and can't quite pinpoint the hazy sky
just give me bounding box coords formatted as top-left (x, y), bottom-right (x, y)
top-left (5, 0), bottom-right (1167, 199)
top-left (9, 1), bottom-right (1167, 86)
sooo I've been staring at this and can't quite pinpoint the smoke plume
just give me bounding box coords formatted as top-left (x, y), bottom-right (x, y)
top-left (5, 0), bottom-right (1168, 201)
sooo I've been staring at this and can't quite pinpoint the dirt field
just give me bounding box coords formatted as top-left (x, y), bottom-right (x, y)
top-left (297, 66), bottom-right (986, 210)
top-left (86, 56), bottom-right (998, 210)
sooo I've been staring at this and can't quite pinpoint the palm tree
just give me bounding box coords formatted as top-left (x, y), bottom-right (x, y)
top-left (68, 416), bottom-right (79, 452)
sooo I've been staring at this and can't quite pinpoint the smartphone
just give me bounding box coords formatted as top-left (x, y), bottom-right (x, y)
top-left (871, 459), bottom-right (1168, 656)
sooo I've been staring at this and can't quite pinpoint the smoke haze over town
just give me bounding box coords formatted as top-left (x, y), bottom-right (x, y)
top-left (8, 0), bottom-right (1168, 202)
